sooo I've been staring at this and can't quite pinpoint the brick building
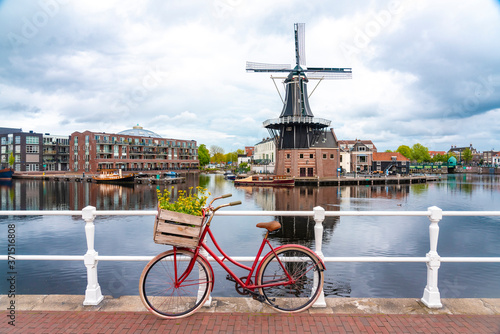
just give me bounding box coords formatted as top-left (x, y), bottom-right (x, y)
top-left (70, 126), bottom-right (198, 173)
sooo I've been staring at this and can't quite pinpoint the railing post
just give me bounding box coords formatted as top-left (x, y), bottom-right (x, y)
top-left (82, 206), bottom-right (104, 305)
top-left (199, 212), bottom-right (212, 307)
top-left (312, 206), bottom-right (326, 308)
top-left (421, 206), bottom-right (442, 308)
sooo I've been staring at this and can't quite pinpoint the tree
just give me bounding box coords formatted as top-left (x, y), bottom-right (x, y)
top-left (384, 149), bottom-right (393, 153)
top-left (432, 153), bottom-right (446, 163)
top-left (462, 148), bottom-right (473, 164)
top-left (396, 145), bottom-right (412, 160)
top-left (225, 152), bottom-right (238, 166)
top-left (411, 143), bottom-right (431, 162)
top-left (8, 152), bottom-right (15, 167)
top-left (210, 145), bottom-right (225, 165)
top-left (212, 153), bottom-right (225, 164)
top-left (210, 145), bottom-right (224, 157)
top-left (198, 144), bottom-right (210, 167)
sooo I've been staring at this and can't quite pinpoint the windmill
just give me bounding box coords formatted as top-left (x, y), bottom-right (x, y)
top-left (247, 23), bottom-right (352, 149)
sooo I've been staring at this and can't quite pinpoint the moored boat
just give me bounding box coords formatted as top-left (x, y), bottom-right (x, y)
top-left (0, 167), bottom-right (14, 180)
top-left (224, 173), bottom-right (236, 180)
top-left (234, 175), bottom-right (294, 186)
top-left (92, 169), bottom-right (135, 183)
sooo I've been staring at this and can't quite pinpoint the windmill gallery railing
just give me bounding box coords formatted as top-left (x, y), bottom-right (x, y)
top-left (1, 207), bottom-right (500, 308)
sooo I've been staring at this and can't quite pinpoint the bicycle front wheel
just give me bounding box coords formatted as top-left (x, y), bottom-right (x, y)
top-left (139, 249), bottom-right (213, 319)
top-left (257, 246), bottom-right (324, 313)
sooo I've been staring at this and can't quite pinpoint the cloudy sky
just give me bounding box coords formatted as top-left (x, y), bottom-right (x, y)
top-left (1, 0), bottom-right (499, 153)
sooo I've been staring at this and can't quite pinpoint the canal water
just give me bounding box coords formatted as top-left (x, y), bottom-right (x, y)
top-left (1, 174), bottom-right (499, 299)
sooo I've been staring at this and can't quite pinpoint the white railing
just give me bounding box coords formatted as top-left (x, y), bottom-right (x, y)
top-left (1, 206), bottom-right (500, 308)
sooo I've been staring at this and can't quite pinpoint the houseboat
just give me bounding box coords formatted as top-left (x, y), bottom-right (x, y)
top-left (0, 167), bottom-right (14, 180)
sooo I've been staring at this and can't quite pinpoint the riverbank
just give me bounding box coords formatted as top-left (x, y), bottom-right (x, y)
top-left (2, 295), bottom-right (499, 315)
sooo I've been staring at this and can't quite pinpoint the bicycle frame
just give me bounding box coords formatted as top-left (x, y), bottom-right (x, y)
top-left (171, 197), bottom-right (296, 293)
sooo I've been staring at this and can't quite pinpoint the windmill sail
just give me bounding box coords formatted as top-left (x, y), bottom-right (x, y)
top-left (295, 23), bottom-right (306, 67)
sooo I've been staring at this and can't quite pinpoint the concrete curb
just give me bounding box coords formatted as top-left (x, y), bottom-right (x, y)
top-left (2, 295), bottom-right (499, 315)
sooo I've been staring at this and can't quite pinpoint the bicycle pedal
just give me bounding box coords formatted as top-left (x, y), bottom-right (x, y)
top-left (226, 275), bottom-right (236, 282)
top-left (251, 293), bottom-right (266, 303)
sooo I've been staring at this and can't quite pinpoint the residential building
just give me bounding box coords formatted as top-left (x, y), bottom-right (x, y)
top-left (253, 138), bottom-right (275, 174)
top-left (372, 152), bottom-right (410, 175)
top-left (482, 150), bottom-right (499, 165)
top-left (0, 128), bottom-right (43, 172)
top-left (493, 153), bottom-right (500, 166)
top-left (70, 125), bottom-right (198, 173)
top-left (338, 140), bottom-right (377, 173)
top-left (339, 149), bottom-right (351, 174)
top-left (449, 144), bottom-right (479, 164)
top-left (43, 134), bottom-right (70, 171)
top-left (244, 146), bottom-right (254, 157)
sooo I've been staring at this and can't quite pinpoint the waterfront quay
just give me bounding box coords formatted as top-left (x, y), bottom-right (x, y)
top-left (11, 170), bottom-right (438, 186)
top-left (295, 174), bottom-right (439, 186)
top-left (1, 295), bottom-right (499, 333)
top-left (10, 170), bottom-right (194, 185)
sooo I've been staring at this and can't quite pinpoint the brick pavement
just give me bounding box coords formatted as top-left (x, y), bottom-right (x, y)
top-left (1, 311), bottom-right (500, 334)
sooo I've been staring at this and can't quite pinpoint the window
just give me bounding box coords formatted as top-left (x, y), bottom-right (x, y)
top-left (330, 154), bottom-right (334, 159)
top-left (26, 145), bottom-right (39, 154)
top-left (377, 161), bottom-right (381, 165)
top-left (391, 156), bottom-right (397, 161)
top-left (358, 156), bottom-right (366, 163)
top-left (26, 136), bottom-right (39, 144)
top-left (1, 137), bottom-right (6, 145)
top-left (15, 136), bottom-right (21, 144)
top-left (1, 147), bottom-right (5, 154)
top-left (323, 154), bottom-right (327, 159)
top-left (358, 146), bottom-right (366, 151)
top-left (15, 145), bottom-right (20, 153)
top-left (286, 168), bottom-right (290, 173)
top-left (310, 154), bottom-right (313, 159)
top-left (340, 155), bottom-right (343, 162)
top-left (299, 154), bottom-right (304, 159)
top-left (286, 154), bottom-right (291, 159)
top-left (27, 164), bottom-right (40, 171)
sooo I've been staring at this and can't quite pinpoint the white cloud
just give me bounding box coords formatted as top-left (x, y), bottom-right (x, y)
top-left (0, 0), bottom-right (499, 152)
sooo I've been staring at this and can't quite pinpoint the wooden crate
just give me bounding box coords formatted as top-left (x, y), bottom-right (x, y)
top-left (154, 209), bottom-right (204, 248)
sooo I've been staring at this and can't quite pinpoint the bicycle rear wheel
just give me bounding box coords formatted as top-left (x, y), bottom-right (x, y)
top-left (257, 246), bottom-right (324, 312)
top-left (139, 249), bottom-right (213, 319)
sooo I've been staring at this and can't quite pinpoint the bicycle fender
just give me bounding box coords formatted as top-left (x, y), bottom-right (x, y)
top-left (255, 244), bottom-right (326, 279)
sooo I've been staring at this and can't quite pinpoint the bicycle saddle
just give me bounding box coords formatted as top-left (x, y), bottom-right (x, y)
top-left (256, 221), bottom-right (281, 232)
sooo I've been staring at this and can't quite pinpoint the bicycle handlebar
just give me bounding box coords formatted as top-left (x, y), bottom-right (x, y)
top-left (205, 195), bottom-right (241, 216)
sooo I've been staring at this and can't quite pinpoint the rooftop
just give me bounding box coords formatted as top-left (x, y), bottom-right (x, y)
top-left (117, 125), bottom-right (162, 138)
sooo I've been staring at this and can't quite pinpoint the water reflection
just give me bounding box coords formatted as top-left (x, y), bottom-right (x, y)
top-left (0, 174), bottom-right (499, 299)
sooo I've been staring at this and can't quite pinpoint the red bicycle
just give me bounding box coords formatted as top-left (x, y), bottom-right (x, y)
top-left (139, 194), bottom-right (325, 319)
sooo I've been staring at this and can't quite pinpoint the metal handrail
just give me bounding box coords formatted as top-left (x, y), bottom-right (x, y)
top-left (1, 207), bottom-right (500, 309)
